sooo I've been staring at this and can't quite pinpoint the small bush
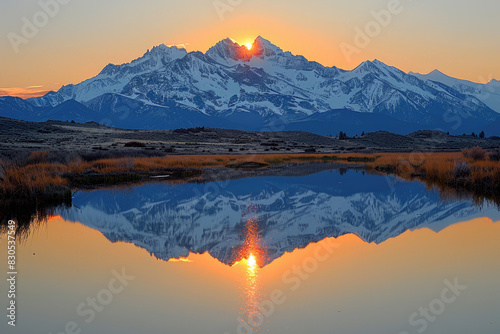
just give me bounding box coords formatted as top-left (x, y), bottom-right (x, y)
top-left (26, 151), bottom-right (49, 164)
top-left (454, 161), bottom-right (471, 178)
top-left (462, 146), bottom-right (486, 161)
top-left (489, 150), bottom-right (500, 162)
top-left (124, 141), bottom-right (146, 148)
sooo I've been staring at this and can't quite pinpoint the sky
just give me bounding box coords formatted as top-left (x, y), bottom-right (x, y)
top-left (0, 0), bottom-right (499, 98)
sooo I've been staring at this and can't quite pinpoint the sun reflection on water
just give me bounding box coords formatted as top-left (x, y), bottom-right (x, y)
top-left (232, 205), bottom-right (266, 329)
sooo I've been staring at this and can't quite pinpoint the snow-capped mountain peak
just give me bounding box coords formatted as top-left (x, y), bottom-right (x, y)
top-left (253, 35), bottom-right (284, 57)
top-left (100, 43), bottom-right (188, 76)
top-left (14, 37), bottom-right (500, 133)
top-left (206, 38), bottom-right (254, 63)
top-left (206, 36), bottom-right (285, 64)
top-left (428, 69), bottom-right (446, 76)
top-left (413, 69), bottom-right (466, 86)
top-left (411, 69), bottom-right (500, 115)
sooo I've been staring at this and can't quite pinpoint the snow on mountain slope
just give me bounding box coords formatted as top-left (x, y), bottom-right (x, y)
top-left (58, 171), bottom-right (500, 266)
top-left (17, 37), bottom-right (499, 132)
top-left (28, 45), bottom-right (188, 107)
top-left (0, 96), bottom-right (98, 122)
top-left (410, 69), bottom-right (500, 113)
top-left (0, 96), bottom-right (42, 118)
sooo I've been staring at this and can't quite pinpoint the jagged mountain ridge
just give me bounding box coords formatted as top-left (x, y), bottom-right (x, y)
top-left (0, 36), bottom-right (498, 134)
top-left (410, 69), bottom-right (500, 114)
top-left (58, 170), bottom-right (500, 266)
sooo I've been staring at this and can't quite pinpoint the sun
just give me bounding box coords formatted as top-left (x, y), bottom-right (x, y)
top-left (244, 42), bottom-right (253, 50)
top-left (247, 253), bottom-right (257, 268)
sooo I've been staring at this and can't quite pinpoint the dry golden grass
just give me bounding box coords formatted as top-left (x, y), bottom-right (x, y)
top-left (0, 162), bottom-right (67, 199)
top-left (364, 151), bottom-right (500, 205)
top-left (65, 153), bottom-right (377, 174)
top-left (364, 151), bottom-right (499, 181)
top-left (26, 150), bottom-right (49, 164)
top-left (1, 151), bottom-right (498, 204)
top-left (0, 153), bottom-right (375, 198)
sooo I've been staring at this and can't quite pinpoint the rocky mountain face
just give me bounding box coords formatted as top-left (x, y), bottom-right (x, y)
top-left (58, 169), bottom-right (500, 266)
top-left (410, 69), bottom-right (500, 115)
top-left (1, 37), bottom-right (498, 135)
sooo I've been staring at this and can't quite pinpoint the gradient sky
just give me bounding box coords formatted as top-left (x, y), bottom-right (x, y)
top-left (1, 0), bottom-right (499, 97)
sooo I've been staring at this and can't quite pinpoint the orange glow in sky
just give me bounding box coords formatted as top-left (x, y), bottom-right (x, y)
top-left (0, 86), bottom-right (51, 99)
top-left (3, 0), bottom-right (500, 101)
top-left (2, 1), bottom-right (500, 94)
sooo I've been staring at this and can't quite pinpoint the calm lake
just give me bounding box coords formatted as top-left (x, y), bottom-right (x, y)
top-left (1, 168), bottom-right (499, 334)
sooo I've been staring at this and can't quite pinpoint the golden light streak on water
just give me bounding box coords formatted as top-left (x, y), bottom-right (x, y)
top-left (247, 253), bottom-right (257, 272)
top-left (168, 257), bottom-right (193, 263)
top-left (232, 205), bottom-right (267, 330)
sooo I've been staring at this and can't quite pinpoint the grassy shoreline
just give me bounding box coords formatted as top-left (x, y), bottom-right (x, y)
top-left (364, 150), bottom-right (500, 206)
top-left (1, 150), bottom-right (499, 207)
top-left (0, 153), bottom-right (373, 194)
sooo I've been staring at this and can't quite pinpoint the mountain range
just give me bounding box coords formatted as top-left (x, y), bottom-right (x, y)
top-left (59, 169), bottom-right (500, 266)
top-left (2, 36), bottom-right (499, 135)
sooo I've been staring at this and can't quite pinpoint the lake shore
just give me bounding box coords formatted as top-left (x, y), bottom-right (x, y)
top-left (1, 117), bottom-right (499, 213)
top-left (1, 150), bottom-right (499, 208)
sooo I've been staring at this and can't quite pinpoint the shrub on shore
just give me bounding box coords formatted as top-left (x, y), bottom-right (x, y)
top-left (453, 161), bottom-right (471, 179)
top-left (26, 150), bottom-right (49, 164)
top-left (489, 150), bottom-right (500, 162)
top-left (462, 146), bottom-right (486, 161)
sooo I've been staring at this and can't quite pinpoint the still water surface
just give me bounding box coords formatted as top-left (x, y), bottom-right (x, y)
top-left (1, 169), bottom-right (499, 334)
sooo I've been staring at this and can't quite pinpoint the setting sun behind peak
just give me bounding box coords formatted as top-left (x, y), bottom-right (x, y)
top-left (244, 42), bottom-right (253, 50)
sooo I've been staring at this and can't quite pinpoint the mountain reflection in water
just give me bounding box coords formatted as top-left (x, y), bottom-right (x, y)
top-left (58, 169), bottom-right (500, 267)
top-left (1, 168), bottom-right (499, 334)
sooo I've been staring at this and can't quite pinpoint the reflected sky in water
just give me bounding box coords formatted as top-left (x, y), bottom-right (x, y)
top-left (1, 169), bottom-right (499, 334)
top-left (57, 169), bottom-right (500, 265)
